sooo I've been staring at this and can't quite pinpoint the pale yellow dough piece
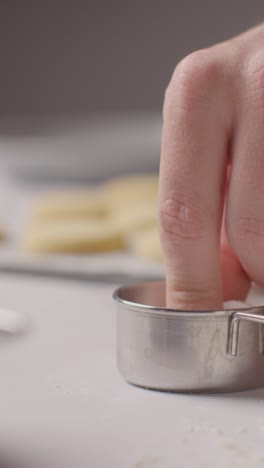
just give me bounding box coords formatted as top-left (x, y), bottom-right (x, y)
top-left (102, 173), bottom-right (158, 192)
top-left (23, 219), bottom-right (124, 253)
top-left (111, 202), bottom-right (158, 237)
top-left (101, 174), bottom-right (159, 211)
top-left (33, 190), bottom-right (108, 220)
top-left (131, 226), bottom-right (163, 262)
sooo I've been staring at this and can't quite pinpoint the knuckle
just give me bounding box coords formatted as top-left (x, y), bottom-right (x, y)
top-left (164, 48), bottom-right (223, 115)
top-left (176, 49), bottom-right (222, 84)
top-left (159, 194), bottom-right (209, 244)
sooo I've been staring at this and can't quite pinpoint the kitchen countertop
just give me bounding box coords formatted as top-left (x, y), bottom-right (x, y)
top-left (0, 116), bottom-right (263, 468)
top-left (0, 273), bottom-right (264, 468)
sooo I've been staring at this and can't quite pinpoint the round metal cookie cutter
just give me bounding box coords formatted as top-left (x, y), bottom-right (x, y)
top-left (113, 281), bottom-right (264, 393)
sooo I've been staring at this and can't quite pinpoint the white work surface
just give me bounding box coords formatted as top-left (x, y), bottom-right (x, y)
top-left (0, 116), bottom-right (263, 468)
top-left (0, 274), bottom-right (264, 468)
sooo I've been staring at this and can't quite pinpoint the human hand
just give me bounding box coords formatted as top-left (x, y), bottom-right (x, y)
top-left (159, 24), bottom-right (264, 310)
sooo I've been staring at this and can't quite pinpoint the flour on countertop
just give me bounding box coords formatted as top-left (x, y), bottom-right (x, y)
top-left (0, 308), bottom-right (28, 334)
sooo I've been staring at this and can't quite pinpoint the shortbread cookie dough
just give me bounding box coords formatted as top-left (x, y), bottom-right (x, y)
top-left (111, 202), bottom-right (158, 237)
top-left (102, 174), bottom-right (158, 193)
top-left (224, 300), bottom-right (251, 309)
top-left (130, 226), bottom-right (163, 262)
top-left (101, 174), bottom-right (158, 210)
top-left (23, 219), bottom-right (124, 253)
top-left (32, 190), bottom-right (107, 220)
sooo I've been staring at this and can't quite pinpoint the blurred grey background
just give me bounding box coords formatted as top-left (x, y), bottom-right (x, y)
top-left (0, 1), bottom-right (262, 117)
top-left (0, 1), bottom-right (262, 182)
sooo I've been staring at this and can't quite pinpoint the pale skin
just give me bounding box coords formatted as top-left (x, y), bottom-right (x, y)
top-left (159, 24), bottom-right (264, 310)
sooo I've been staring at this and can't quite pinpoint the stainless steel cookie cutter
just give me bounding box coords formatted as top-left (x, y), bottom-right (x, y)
top-left (113, 281), bottom-right (264, 393)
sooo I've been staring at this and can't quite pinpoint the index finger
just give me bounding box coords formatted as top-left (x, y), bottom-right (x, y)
top-left (159, 50), bottom-right (230, 310)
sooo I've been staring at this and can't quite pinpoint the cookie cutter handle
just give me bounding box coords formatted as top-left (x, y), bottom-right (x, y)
top-left (227, 309), bottom-right (264, 356)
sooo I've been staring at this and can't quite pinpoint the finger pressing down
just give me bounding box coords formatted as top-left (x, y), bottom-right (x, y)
top-left (159, 49), bottom-right (232, 310)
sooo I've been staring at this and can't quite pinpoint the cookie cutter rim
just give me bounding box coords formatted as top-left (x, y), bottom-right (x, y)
top-left (114, 284), bottom-right (264, 357)
top-left (113, 281), bottom-right (264, 393)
